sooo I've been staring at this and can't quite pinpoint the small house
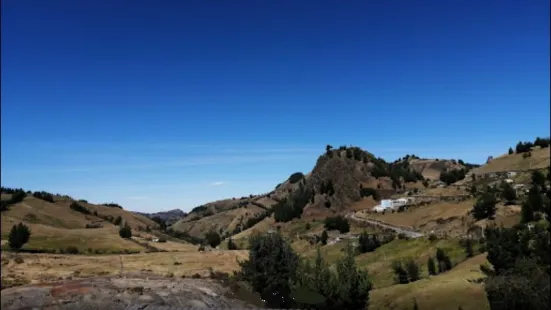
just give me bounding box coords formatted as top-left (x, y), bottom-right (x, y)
top-left (506, 171), bottom-right (517, 178)
top-left (504, 179), bottom-right (514, 184)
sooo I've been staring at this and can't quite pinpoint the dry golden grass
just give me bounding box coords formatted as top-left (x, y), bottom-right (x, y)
top-left (0, 195), bottom-right (166, 253)
top-left (172, 205), bottom-right (265, 239)
top-left (369, 254), bottom-right (489, 310)
top-left (347, 196), bottom-right (379, 212)
top-left (0, 250), bottom-right (248, 285)
top-left (474, 147), bottom-right (550, 174)
top-left (355, 198), bottom-right (521, 237)
top-left (422, 186), bottom-right (470, 196)
top-left (0, 222), bottom-right (146, 253)
top-left (356, 199), bottom-right (477, 230)
top-left (409, 159), bottom-right (464, 181)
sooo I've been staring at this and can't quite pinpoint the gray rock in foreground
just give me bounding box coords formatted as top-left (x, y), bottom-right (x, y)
top-left (1, 274), bottom-right (261, 310)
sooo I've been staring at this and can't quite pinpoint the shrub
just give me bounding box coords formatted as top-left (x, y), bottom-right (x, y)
top-left (205, 231), bottom-right (221, 248)
top-left (428, 233), bottom-right (438, 242)
top-left (113, 216), bottom-right (122, 226)
top-left (70, 202), bottom-right (90, 214)
top-left (392, 260), bottom-right (409, 284)
top-left (427, 257), bottom-right (437, 275)
top-left (8, 223), bottom-right (31, 250)
top-left (65, 246), bottom-right (79, 254)
top-left (471, 192), bottom-right (497, 220)
top-left (227, 238), bottom-right (237, 250)
top-left (324, 216), bottom-right (350, 233)
top-left (288, 172), bottom-right (305, 184)
top-left (359, 187), bottom-right (380, 200)
top-left (32, 191), bottom-right (55, 203)
top-left (405, 259), bottom-right (420, 282)
top-left (320, 230), bottom-right (328, 245)
top-left (119, 223), bottom-right (132, 239)
top-left (102, 202), bottom-right (122, 208)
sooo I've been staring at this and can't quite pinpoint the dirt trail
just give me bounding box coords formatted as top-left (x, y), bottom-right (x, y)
top-left (1, 274), bottom-right (259, 309)
top-left (347, 212), bottom-right (425, 238)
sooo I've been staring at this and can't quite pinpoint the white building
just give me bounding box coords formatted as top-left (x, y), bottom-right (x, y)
top-left (373, 198), bottom-right (410, 213)
top-left (504, 179), bottom-right (514, 184)
top-left (506, 171), bottom-right (517, 178)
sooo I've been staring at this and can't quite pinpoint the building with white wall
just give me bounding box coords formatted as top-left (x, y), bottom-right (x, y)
top-left (373, 198), bottom-right (410, 212)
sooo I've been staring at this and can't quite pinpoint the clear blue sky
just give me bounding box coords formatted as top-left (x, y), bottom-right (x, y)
top-left (2, 0), bottom-right (549, 212)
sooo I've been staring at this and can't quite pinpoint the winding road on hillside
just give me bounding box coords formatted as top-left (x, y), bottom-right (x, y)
top-left (346, 212), bottom-right (425, 238)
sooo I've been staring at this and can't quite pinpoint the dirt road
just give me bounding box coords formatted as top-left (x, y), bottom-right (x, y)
top-left (347, 212), bottom-right (424, 238)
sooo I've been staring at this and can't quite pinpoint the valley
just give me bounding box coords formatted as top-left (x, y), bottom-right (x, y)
top-left (1, 140), bottom-right (550, 310)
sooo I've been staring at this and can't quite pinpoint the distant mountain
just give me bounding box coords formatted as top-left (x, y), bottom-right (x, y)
top-left (136, 209), bottom-right (187, 225)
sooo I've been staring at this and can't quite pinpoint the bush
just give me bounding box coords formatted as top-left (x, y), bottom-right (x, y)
top-left (1, 189), bottom-right (27, 212)
top-left (70, 202), bottom-right (90, 214)
top-left (102, 202), bottom-right (122, 208)
top-left (288, 172), bottom-right (305, 184)
top-left (324, 216), bottom-right (350, 233)
top-left (359, 187), bottom-right (380, 200)
top-left (471, 192), bottom-right (497, 220)
top-left (8, 223), bottom-right (31, 250)
top-left (427, 257), bottom-right (437, 275)
top-left (113, 216), bottom-right (122, 226)
top-left (119, 223), bottom-right (132, 239)
top-left (205, 231), bottom-right (221, 248)
top-left (428, 234), bottom-right (438, 242)
top-left (32, 191), bottom-right (55, 203)
top-left (405, 259), bottom-right (420, 282)
top-left (65, 246), bottom-right (79, 254)
top-left (227, 237), bottom-right (237, 250)
top-left (392, 260), bottom-right (409, 284)
top-left (14, 256), bottom-right (24, 264)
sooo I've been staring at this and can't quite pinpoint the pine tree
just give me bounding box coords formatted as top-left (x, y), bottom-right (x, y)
top-left (8, 223), bottom-right (31, 250)
top-left (321, 230), bottom-right (328, 245)
top-left (521, 201), bottom-right (534, 223)
top-left (427, 257), bottom-right (436, 275)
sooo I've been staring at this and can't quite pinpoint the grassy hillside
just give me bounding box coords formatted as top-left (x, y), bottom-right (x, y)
top-left (1, 192), bottom-right (160, 253)
top-left (171, 204), bottom-right (266, 239)
top-left (369, 254), bottom-right (489, 310)
top-left (473, 147), bottom-right (550, 174)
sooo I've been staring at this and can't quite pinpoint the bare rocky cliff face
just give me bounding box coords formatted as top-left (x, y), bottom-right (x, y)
top-left (1, 275), bottom-right (262, 309)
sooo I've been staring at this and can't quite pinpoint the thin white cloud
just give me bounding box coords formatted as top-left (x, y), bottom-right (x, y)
top-left (126, 196), bottom-right (150, 200)
top-left (209, 181), bottom-right (225, 187)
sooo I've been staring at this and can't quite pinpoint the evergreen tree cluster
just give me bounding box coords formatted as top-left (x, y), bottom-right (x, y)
top-left (70, 202), bottom-right (91, 215)
top-left (471, 192), bottom-right (497, 220)
top-left (323, 216), bottom-right (350, 233)
top-left (392, 259), bottom-right (420, 284)
top-left (439, 168), bottom-right (467, 185)
top-left (513, 137), bottom-right (550, 154)
top-left (359, 186), bottom-right (381, 200)
top-left (239, 233), bottom-right (372, 309)
top-left (273, 182), bottom-right (312, 223)
top-left (1, 188), bottom-right (27, 212)
top-left (118, 222), bottom-right (132, 239)
top-left (319, 179), bottom-right (335, 196)
top-left (102, 203), bottom-right (123, 209)
top-left (483, 222), bottom-right (550, 310)
top-left (357, 231), bottom-right (394, 254)
top-left (32, 191), bottom-right (55, 203)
